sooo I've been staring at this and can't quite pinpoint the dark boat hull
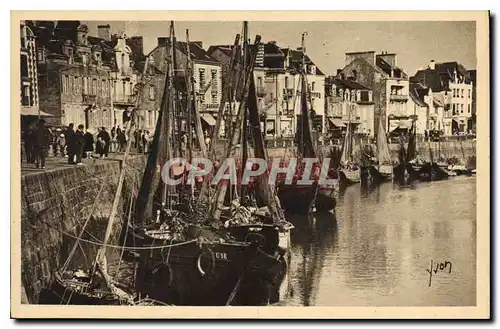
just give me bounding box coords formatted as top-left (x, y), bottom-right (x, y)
top-left (360, 165), bottom-right (391, 185)
top-left (39, 274), bottom-right (131, 305)
top-left (133, 233), bottom-right (287, 306)
top-left (277, 184), bottom-right (336, 215)
top-left (417, 163), bottom-right (450, 182)
top-left (392, 163), bottom-right (419, 185)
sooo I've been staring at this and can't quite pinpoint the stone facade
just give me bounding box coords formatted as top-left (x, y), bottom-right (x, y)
top-left (29, 21), bottom-right (162, 131)
top-left (337, 51), bottom-right (409, 137)
top-left (20, 21), bottom-right (39, 114)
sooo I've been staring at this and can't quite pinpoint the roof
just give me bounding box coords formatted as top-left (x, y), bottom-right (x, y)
top-left (206, 45), bottom-right (234, 57)
top-left (408, 82), bottom-right (429, 107)
top-left (375, 57), bottom-right (407, 79)
top-left (263, 42), bottom-right (284, 56)
top-left (284, 48), bottom-right (325, 75)
top-left (331, 78), bottom-right (370, 90)
top-left (135, 60), bottom-right (164, 75)
top-left (151, 39), bottom-right (220, 65)
top-left (410, 68), bottom-right (447, 92)
top-left (435, 62), bottom-right (470, 81)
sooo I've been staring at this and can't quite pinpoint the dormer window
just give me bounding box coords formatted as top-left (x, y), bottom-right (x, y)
top-left (331, 86), bottom-right (336, 97)
top-left (309, 65), bottom-right (316, 75)
top-left (339, 89), bottom-right (344, 99)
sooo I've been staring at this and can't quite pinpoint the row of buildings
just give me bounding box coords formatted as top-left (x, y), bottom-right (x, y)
top-left (20, 20), bottom-right (476, 140)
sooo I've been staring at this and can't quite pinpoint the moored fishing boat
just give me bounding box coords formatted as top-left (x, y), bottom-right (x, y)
top-left (275, 32), bottom-right (337, 215)
top-left (129, 22), bottom-right (293, 306)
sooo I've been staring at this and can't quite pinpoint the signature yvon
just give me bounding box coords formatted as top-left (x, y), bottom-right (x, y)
top-left (426, 260), bottom-right (452, 287)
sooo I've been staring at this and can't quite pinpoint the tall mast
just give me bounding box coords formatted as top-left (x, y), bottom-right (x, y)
top-left (185, 29), bottom-right (193, 161)
top-left (241, 21), bottom-right (249, 202)
top-left (211, 34), bottom-right (261, 220)
top-left (170, 21), bottom-right (180, 158)
top-left (198, 34), bottom-right (241, 203)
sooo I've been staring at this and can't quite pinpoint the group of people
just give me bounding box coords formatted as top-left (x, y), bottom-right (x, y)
top-left (23, 120), bottom-right (155, 169)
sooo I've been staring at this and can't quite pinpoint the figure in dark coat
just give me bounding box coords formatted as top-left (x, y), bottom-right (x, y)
top-left (96, 127), bottom-right (110, 158)
top-left (23, 128), bottom-right (35, 164)
top-left (74, 124), bottom-right (85, 164)
top-left (65, 123), bottom-right (75, 164)
top-left (33, 119), bottom-right (51, 169)
top-left (82, 129), bottom-right (94, 159)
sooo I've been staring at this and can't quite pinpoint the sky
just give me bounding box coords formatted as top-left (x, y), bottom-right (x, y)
top-left (85, 21), bottom-right (476, 76)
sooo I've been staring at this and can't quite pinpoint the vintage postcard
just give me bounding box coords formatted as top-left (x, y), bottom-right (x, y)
top-left (11, 10), bottom-right (490, 319)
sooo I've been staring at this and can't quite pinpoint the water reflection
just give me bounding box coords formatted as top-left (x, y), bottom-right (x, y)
top-left (283, 176), bottom-right (476, 306)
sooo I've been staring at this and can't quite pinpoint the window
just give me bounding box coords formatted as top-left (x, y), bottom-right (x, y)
top-left (461, 104), bottom-right (464, 113)
top-left (453, 89), bottom-right (456, 98)
top-left (211, 70), bottom-right (217, 89)
top-left (83, 77), bottom-right (89, 94)
top-left (199, 68), bottom-right (206, 89)
top-left (284, 76), bottom-right (289, 89)
top-left (130, 82), bottom-right (134, 95)
top-left (149, 85), bottom-right (155, 100)
top-left (37, 48), bottom-right (44, 63)
top-left (258, 77), bottom-right (263, 87)
top-left (102, 79), bottom-right (107, 96)
top-left (20, 54), bottom-right (28, 77)
top-left (211, 94), bottom-right (217, 104)
top-left (92, 78), bottom-right (98, 95)
top-left (311, 82), bottom-right (315, 91)
top-left (121, 54), bottom-right (125, 70)
top-left (122, 81), bottom-right (126, 95)
top-left (21, 85), bottom-right (30, 106)
top-left (468, 104), bottom-right (471, 113)
top-left (461, 89), bottom-right (464, 98)
top-left (62, 75), bottom-right (68, 94)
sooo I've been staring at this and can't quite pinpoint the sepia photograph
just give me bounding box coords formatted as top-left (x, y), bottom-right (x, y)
top-left (11, 10), bottom-right (490, 319)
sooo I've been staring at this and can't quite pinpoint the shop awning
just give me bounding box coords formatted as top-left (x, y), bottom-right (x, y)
top-left (21, 107), bottom-right (54, 117)
top-left (201, 113), bottom-right (216, 126)
top-left (328, 117), bottom-right (346, 128)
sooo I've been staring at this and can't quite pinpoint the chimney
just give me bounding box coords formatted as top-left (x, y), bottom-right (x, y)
top-left (429, 60), bottom-right (436, 70)
top-left (97, 24), bottom-right (111, 41)
top-left (336, 69), bottom-right (342, 76)
top-left (340, 73), bottom-right (345, 80)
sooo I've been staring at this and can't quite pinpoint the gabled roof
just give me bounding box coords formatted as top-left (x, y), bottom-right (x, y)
top-left (410, 68), bottom-right (447, 92)
top-left (284, 48), bottom-right (325, 75)
top-left (375, 57), bottom-right (407, 79)
top-left (409, 82), bottom-right (429, 107)
top-left (331, 78), bottom-right (370, 90)
top-left (263, 42), bottom-right (284, 56)
top-left (435, 62), bottom-right (470, 81)
top-left (206, 45), bottom-right (233, 57)
top-left (150, 39), bottom-right (220, 65)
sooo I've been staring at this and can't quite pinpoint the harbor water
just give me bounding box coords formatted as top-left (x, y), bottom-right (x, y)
top-left (60, 176), bottom-right (476, 306)
top-left (282, 176), bottom-right (477, 306)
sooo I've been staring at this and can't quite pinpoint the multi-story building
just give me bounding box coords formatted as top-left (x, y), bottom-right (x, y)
top-left (324, 76), bottom-right (374, 137)
top-left (20, 21), bottom-right (40, 116)
top-left (207, 41), bottom-right (325, 139)
top-left (31, 21), bottom-right (161, 130)
top-left (336, 50), bottom-right (409, 137)
top-left (149, 39), bottom-right (222, 135)
top-left (411, 60), bottom-right (473, 135)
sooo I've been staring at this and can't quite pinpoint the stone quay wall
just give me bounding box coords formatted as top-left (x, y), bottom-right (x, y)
top-left (20, 156), bottom-right (147, 304)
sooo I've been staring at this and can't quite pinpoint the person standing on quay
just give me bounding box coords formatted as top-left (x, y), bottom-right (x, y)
top-left (74, 124), bottom-right (85, 165)
top-left (65, 123), bottom-right (75, 164)
top-left (33, 119), bottom-right (51, 169)
top-left (23, 127), bottom-right (35, 164)
top-left (96, 127), bottom-right (110, 158)
top-left (83, 128), bottom-right (95, 159)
